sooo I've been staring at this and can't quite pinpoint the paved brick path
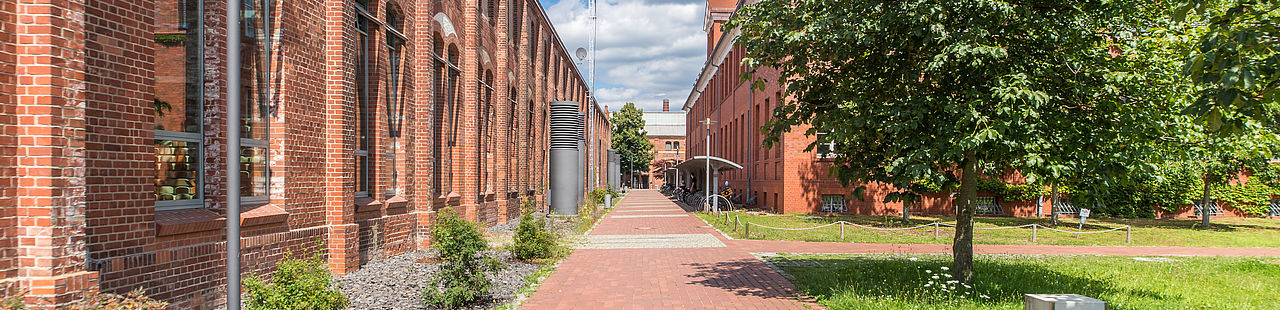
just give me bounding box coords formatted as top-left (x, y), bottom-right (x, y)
top-left (521, 190), bottom-right (820, 309)
top-left (521, 190), bottom-right (1280, 309)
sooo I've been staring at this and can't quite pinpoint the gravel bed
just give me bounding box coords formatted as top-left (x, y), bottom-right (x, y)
top-left (339, 250), bottom-right (540, 310)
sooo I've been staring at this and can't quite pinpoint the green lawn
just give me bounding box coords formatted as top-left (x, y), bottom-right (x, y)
top-left (767, 253), bottom-right (1280, 309)
top-left (698, 212), bottom-right (1280, 247)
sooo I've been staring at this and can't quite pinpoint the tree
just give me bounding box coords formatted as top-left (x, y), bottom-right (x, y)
top-left (611, 103), bottom-right (654, 187)
top-left (1173, 0), bottom-right (1280, 228)
top-left (730, 0), bottom-right (1160, 282)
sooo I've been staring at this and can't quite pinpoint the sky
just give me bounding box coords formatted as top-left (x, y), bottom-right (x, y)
top-left (540, 0), bottom-right (707, 112)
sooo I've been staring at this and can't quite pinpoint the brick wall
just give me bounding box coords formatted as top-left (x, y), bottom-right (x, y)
top-left (1, 0), bottom-right (607, 307)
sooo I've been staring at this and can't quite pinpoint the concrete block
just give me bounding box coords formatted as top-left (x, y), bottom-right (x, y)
top-left (1025, 294), bottom-right (1105, 310)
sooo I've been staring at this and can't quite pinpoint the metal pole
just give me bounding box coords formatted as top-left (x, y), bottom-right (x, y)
top-left (225, 0), bottom-right (243, 305)
top-left (840, 222), bottom-right (845, 239)
top-left (703, 118), bottom-right (711, 212)
top-left (1126, 226), bottom-right (1131, 244)
top-left (1032, 225), bottom-right (1037, 243)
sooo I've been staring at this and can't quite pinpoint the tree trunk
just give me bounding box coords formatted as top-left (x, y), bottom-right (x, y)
top-left (953, 150), bottom-right (977, 283)
top-left (1050, 184), bottom-right (1060, 226)
top-left (903, 201), bottom-right (911, 222)
top-left (1200, 179), bottom-right (1212, 230)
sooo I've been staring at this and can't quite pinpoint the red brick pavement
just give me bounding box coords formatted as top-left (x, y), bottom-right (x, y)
top-left (521, 190), bottom-right (820, 309)
top-left (521, 190), bottom-right (1280, 309)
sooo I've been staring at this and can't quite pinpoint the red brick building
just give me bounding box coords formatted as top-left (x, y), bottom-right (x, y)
top-left (643, 99), bottom-right (685, 189)
top-left (0, 0), bottom-right (608, 307)
top-left (683, 0), bottom-right (1274, 220)
top-left (683, 0), bottom-right (1048, 216)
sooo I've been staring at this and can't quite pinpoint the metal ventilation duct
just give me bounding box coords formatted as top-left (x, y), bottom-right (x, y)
top-left (549, 101), bottom-right (581, 215)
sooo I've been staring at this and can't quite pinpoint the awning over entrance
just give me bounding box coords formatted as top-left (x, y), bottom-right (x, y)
top-left (674, 156), bottom-right (743, 174)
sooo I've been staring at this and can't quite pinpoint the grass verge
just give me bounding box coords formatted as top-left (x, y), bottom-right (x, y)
top-left (767, 253), bottom-right (1280, 309)
top-left (698, 212), bottom-right (1280, 247)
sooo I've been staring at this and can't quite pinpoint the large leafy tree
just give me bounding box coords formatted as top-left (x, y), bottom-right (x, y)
top-left (730, 0), bottom-right (1161, 282)
top-left (1173, 0), bottom-right (1280, 227)
top-left (611, 103), bottom-right (655, 187)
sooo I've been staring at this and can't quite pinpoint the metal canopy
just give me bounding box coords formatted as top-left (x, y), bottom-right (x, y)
top-left (675, 156), bottom-right (743, 173)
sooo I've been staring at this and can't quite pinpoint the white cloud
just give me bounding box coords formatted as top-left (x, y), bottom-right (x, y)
top-left (545, 0), bottom-right (706, 112)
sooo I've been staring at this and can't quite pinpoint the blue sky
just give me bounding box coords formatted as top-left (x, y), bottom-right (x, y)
top-left (538, 0), bottom-right (707, 112)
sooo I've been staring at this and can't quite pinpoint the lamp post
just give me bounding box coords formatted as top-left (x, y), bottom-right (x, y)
top-left (700, 118), bottom-right (714, 211)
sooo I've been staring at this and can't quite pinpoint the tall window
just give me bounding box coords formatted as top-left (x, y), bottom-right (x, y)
top-left (354, 7), bottom-right (372, 197)
top-left (154, 0), bottom-right (204, 210)
top-left (814, 132), bottom-right (837, 158)
top-left (509, 0), bottom-right (523, 47)
top-left (480, 71), bottom-right (494, 194)
top-left (673, 141), bottom-right (680, 150)
top-left (432, 34), bottom-right (446, 197)
top-left (241, 0), bottom-right (273, 205)
top-left (384, 5), bottom-right (407, 198)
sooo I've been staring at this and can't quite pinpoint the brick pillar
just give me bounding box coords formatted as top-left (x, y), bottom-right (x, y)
top-left (456, 0), bottom-right (481, 222)
top-left (322, 0), bottom-right (358, 275)
top-left (411, 0), bottom-right (437, 250)
top-left (14, 0), bottom-right (99, 306)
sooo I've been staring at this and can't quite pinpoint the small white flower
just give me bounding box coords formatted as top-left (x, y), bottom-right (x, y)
top-left (926, 270), bottom-right (933, 274)
top-left (980, 294), bottom-right (990, 299)
top-left (908, 257), bottom-right (919, 261)
top-left (924, 283), bottom-right (931, 287)
top-left (963, 284), bottom-right (971, 289)
top-left (941, 267), bottom-right (950, 271)
top-left (944, 274), bottom-right (953, 278)
top-left (931, 275), bottom-right (939, 279)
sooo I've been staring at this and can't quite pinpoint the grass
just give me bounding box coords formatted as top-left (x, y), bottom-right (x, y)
top-left (767, 253), bottom-right (1280, 309)
top-left (698, 212), bottom-right (1280, 247)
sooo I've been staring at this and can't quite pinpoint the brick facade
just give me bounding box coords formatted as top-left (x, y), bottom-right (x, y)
top-left (1, 0), bottom-right (608, 307)
top-left (684, 0), bottom-right (1262, 220)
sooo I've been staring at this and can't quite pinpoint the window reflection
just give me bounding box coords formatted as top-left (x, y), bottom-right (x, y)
top-left (156, 140), bottom-right (200, 201)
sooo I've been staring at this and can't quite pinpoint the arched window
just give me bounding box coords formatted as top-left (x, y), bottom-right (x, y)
top-left (384, 3), bottom-right (407, 197)
top-left (480, 70), bottom-right (494, 193)
top-left (354, 4), bottom-right (372, 197)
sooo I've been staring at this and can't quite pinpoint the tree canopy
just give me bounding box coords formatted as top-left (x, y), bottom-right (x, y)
top-left (610, 103), bottom-right (655, 184)
top-left (729, 0), bottom-right (1168, 282)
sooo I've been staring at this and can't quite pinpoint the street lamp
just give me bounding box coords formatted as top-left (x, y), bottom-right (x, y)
top-left (700, 118), bottom-right (715, 211)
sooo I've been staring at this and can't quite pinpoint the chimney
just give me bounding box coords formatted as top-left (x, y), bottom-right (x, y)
top-left (663, 99), bottom-right (670, 112)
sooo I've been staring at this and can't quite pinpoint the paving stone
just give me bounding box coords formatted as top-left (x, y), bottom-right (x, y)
top-left (578, 234), bottom-right (726, 249)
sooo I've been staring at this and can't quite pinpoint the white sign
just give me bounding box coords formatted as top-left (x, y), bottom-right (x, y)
top-left (1079, 208), bottom-right (1091, 224)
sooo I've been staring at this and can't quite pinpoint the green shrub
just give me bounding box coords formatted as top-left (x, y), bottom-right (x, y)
top-left (586, 189), bottom-right (614, 205)
top-left (423, 207), bottom-right (490, 308)
top-left (511, 211), bottom-right (557, 260)
top-left (72, 289), bottom-right (167, 310)
top-left (243, 248), bottom-right (348, 310)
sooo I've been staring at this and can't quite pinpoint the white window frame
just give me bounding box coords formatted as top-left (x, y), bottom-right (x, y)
top-left (821, 194), bottom-right (846, 213)
top-left (815, 132), bottom-right (838, 159)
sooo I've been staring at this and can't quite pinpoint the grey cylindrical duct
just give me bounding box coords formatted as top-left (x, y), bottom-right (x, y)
top-left (607, 150), bottom-right (619, 191)
top-left (549, 101), bottom-right (582, 215)
top-left (576, 112), bottom-right (586, 207)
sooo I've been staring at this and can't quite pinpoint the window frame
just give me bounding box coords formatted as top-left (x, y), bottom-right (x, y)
top-left (154, 0), bottom-right (206, 211)
top-left (352, 5), bottom-right (375, 198)
top-left (821, 194), bottom-right (846, 213)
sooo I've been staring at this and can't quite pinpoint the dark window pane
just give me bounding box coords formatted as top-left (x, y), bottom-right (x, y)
top-left (156, 140), bottom-right (200, 201)
top-left (240, 146), bottom-right (268, 197)
top-left (356, 154), bottom-right (369, 193)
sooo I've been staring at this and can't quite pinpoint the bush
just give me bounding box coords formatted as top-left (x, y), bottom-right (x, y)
top-left (511, 211), bottom-right (557, 260)
top-left (423, 207), bottom-right (491, 308)
top-left (586, 189), bottom-right (614, 205)
top-left (72, 289), bottom-right (167, 310)
top-left (243, 247), bottom-right (348, 310)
